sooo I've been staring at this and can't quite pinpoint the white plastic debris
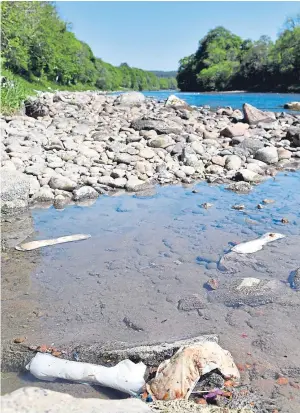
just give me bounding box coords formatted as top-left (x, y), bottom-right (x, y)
top-left (231, 232), bottom-right (285, 254)
top-left (26, 353), bottom-right (146, 395)
top-left (15, 234), bottom-right (91, 251)
top-left (146, 341), bottom-right (240, 401)
top-left (236, 278), bottom-right (261, 290)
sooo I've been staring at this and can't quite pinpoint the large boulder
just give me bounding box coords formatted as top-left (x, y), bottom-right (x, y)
top-left (1, 387), bottom-right (152, 413)
top-left (255, 146), bottom-right (278, 164)
top-left (243, 103), bottom-right (276, 125)
top-left (284, 102), bottom-right (300, 111)
top-left (1, 168), bottom-right (30, 215)
top-left (131, 118), bottom-right (182, 135)
top-left (73, 186), bottom-right (99, 201)
top-left (114, 91), bottom-right (145, 107)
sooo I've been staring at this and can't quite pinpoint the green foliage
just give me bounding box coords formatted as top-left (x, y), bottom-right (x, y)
top-left (1, 69), bottom-right (31, 114)
top-left (1, 1), bottom-right (177, 97)
top-left (177, 17), bottom-right (300, 92)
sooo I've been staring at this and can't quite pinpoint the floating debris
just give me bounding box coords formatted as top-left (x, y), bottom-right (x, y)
top-left (232, 204), bottom-right (245, 210)
top-left (231, 233), bottom-right (285, 254)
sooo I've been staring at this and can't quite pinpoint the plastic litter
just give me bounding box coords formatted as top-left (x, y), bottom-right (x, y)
top-left (26, 353), bottom-right (146, 395)
top-left (15, 234), bottom-right (91, 251)
top-left (231, 232), bottom-right (285, 254)
top-left (146, 341), bottom-right (240, 401)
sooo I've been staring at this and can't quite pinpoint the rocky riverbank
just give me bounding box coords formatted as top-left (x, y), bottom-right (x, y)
top-left (1, 91), bottom-right (300, 214)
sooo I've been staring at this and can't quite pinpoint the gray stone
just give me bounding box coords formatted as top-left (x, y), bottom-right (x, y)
top-left (148, 136), bottom-right (173, 148)
top-left (286, 126), bottom-right (300, 146)
top-left (115, 91), bottom-right (145, 107)
top-left (235, 169), bottom-right (262, 183)
top-left (73, 186), bottom-right (99, 201)
top-left (211, 156), bottom-right (225, 167)
top-left (238, 138), bottom-right (264, 154)
top-left (1, 387), bottom-right (152, 413)
top-left (111, 177), bottom-right (127, 188)
top-left (25, 164), bottom-right (45, 176)
top-left (221, 123), bottom-right (249, 137)
top-left (205, 164), bottom-right (224, 174)
top-left (277, 148), bottom-right (292, 160)
top-left (255, 147), bottom-right (278, 164)
top-left (225, 155), bottom-right (242, 171)
top-left (1, 169), bottom-right (30, 214)
top-left (181, 165), bottom-right (195, 176)
top-left (31, 187), bottom-right (54, 203)
top-left (139, 148), bottom-right (155, 159)
top-left (49, 176), bottom-right (77, 192)
top-left (131, 118), bottom-right (182, 135)
top-left (226, 181), bottom-right (252, 193)
top-left (115, 153), bottom-right (132, 164)
top-left (125, 178), bottom-right (152, 192)
top-left (111, 169), bottom-right (126, 179)
top-left (191, 141), bottom-right (204, 155)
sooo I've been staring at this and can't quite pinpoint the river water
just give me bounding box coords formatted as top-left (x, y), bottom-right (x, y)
top-left (2, 171), bottom-right (300, 411)
top-left (136, 90), bottom-right (300, 112)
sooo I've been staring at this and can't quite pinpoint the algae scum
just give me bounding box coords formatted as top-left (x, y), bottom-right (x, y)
top-left (2, 171), bottom-right (300, 412)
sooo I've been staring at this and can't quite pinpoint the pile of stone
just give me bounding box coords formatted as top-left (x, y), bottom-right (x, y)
top-left (1, 91), bottom-right (300, 214)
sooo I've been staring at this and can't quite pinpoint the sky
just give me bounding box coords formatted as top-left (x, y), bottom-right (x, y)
top-left (56, 1), bottom-right (300, 71)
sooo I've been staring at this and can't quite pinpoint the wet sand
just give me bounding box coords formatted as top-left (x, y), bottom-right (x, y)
top-left (2, 172), bottom-right (300, 411)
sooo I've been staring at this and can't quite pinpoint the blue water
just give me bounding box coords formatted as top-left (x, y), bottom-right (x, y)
top-left (115, 90), bottom-right (300, 112)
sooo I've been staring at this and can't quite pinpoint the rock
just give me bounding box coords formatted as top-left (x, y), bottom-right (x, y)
top-left (257, 120), bottom-right (278, 130)
top-left (205, 164), bottom-right (224, 174)
top-left (238, 138), bottom-right (265, 155)
top-left (255, 147), bottom-right (278, 164)
top-left (286, 126), bottom-right (300, 146)
top-left (139, 148), bottom-right (155, 159)
top-left (1, 387), bottom-right (152, 413)
top-left (165, 95), bottom-right (188, 108)
top-left (111, 178), bottom-right (127, 188)
top-left (114, 153), bottom-right (132, 164)
top-left (25, 164), bottom-right (46, 176)
top-left (225, 155), bottom-right (242, 171)
top-left (191, 141), bottom-right (204, 155)
top-left (131, 118), bottom-right (182, 135)
top-left (125, 178), bottom-right (152, 192)
top-left (115, 91), bottom-right (145, 107)
top-left (284, 102), bottom-right (300, 111)
top-left (277, 148), bottom-right (292, 160)
top-left (203, 130), bottom-right (219, 140)
top-left (31, 187), bottom-right (54, 203)
top-left (177, 294), bottom-right (207, 311)
top-left (25, 98), bottom-right (49, 118)
top-left (148, 136), bottom-right (173, 148)
top-left (220, 123), bottom-right (249, 137)
top-left (27, 176), bottom-right (41, 196)
top-left (235, 169), bottom-right (262, 183)
top-left (211, 155), bottom-right (225, 167)
top-left (1, 169), bottom-right (30, 214)
top-left (181, 166), bottom-right (195, 176)
top-left (243, 103), bottom-right (276, 125)
top-left (174, 170), bottom-right (186, 179)
top-left (49, 176), bottom-right (77, 192)
top-left (73, 186), bottom-right (99, 201)
top-left (226, 181), bottom-right (252, 193)
top-left (111, 169), bottom-right (126, 179)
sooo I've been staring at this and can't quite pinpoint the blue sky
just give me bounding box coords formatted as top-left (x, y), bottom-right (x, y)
top-left (56, 2), bottom-right (300, 71)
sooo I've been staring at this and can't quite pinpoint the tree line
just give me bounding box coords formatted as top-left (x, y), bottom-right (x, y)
top-left (1, 1), bottom-right (177, 91)
top-left (177, 16), bottom-right (300, 92)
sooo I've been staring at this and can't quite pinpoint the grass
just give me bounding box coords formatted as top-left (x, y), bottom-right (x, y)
top-left (0, 69), bottom-right (100, 115)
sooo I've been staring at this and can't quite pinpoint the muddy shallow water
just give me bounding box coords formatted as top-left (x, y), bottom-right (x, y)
top-left (2, 172), bottom-right (300, 410)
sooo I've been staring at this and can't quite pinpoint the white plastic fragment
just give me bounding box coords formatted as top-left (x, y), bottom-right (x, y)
top-left (236, 278), bottom-right (261, 290)
top-left (26, 353), bottom-right (146, 395)
top-left (15, 234), bottom-right (91, 251)
top-left (231, 232), bottom-right (285, 254)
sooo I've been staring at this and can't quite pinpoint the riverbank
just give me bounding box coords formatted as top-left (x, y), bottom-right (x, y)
top-left (1, 91), bottom-right (300, 216)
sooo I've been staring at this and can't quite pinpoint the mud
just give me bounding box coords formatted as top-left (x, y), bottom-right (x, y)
top-left (1, 172), bottom-right (300, 411)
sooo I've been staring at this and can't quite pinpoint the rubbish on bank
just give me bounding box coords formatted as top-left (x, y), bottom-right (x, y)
top-left (26, 352), bottom-right (146, 395)
top-left (146, 341), bottom-right (240, 401)
top-left (201, 203), bottom-right (213, 209)
top-left (231, 232), bottom-right (285, 254)
top-left (15, 234), bottom-right (91, 251)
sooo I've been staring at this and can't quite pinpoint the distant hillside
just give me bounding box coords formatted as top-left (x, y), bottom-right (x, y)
top-left (150, 71), bottom-right (178, 78)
